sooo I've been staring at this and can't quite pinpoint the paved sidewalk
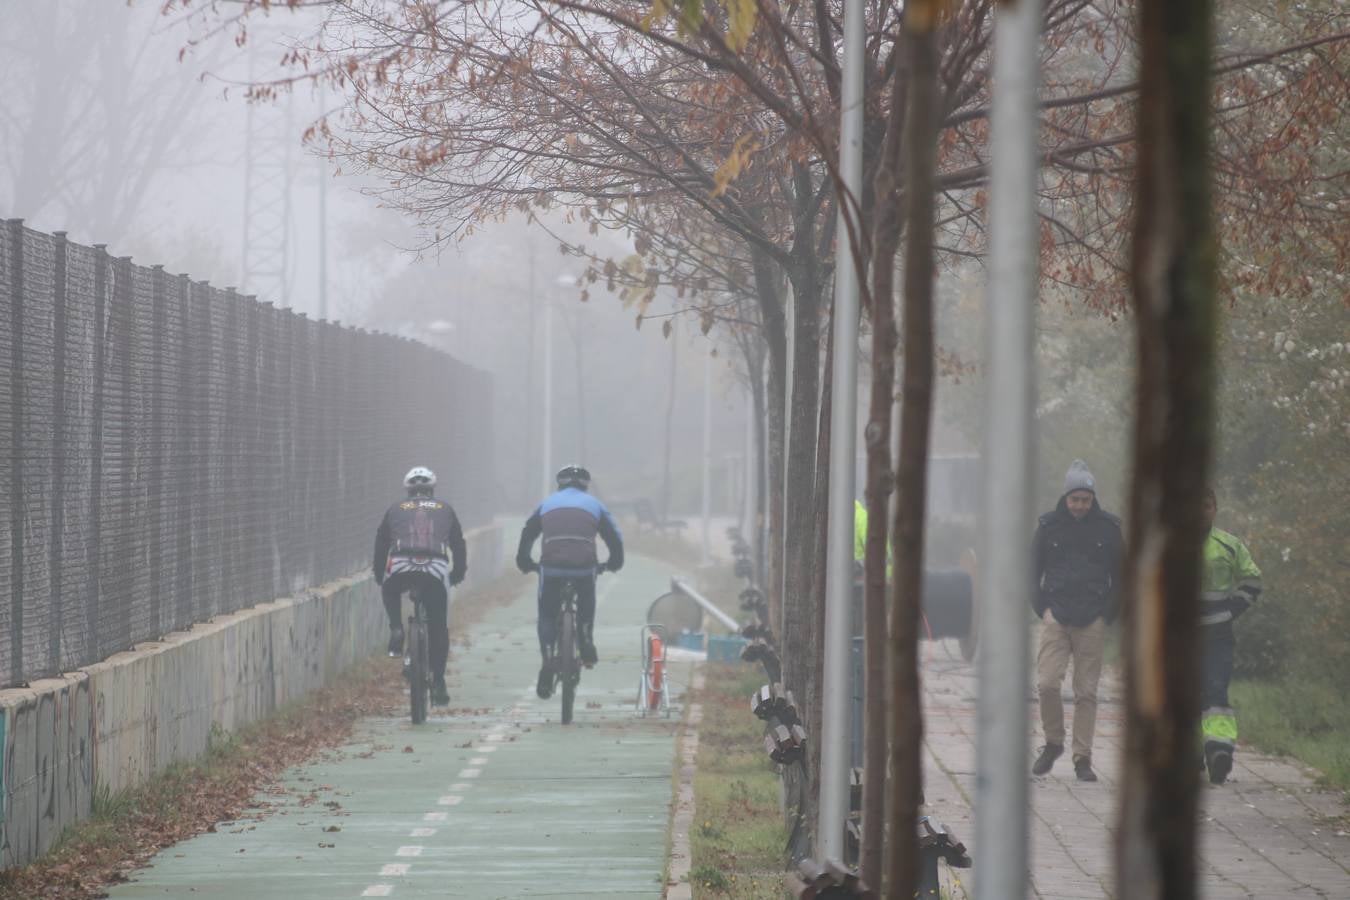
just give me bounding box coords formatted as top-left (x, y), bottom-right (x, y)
top-left (108, 555), bottom-right (694, 899)
top-left (920, 643), bottom-right (1350, 899)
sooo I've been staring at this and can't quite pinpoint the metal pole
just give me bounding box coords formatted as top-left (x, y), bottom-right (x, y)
top-left (671, 578), bottom-right (741, 632)
top-left (525, 242), bottom-right (536, 506)
top-left (701, 349), bottom-right (712, 566)
top-left (318, 84), bottom-right (328, 320)
top-left (743, 382), bottom-right (756, 552)
top-left (819, 0), bottom-right (865, 862)
top-left (975, 2), bottom-right (1041, 897)
top-left (543, 297), bottom-right (554, 498)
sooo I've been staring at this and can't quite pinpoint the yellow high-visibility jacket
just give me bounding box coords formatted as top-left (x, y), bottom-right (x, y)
top-left (1200, 527), bottom-right (1262, 626)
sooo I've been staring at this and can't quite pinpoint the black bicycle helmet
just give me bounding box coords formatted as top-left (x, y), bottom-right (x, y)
top-left (555, 464), bottom-right (591, 490)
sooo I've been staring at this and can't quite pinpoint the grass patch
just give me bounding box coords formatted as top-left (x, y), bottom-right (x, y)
top-left (688, 662), bottom-right (785, 899)
top-left (1231, 677), bottom-right (1350, 792)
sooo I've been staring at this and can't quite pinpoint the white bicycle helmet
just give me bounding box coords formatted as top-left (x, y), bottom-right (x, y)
top-left (404, 466), bottom-right (437, 495)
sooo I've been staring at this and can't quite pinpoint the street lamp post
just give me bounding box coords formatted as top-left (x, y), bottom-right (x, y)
top-left (819, 0), bottom-right (865, 862)
top-left (701, 348), bottom-right (712, 566)
top-left (542, 294), bottom-right (554, 498)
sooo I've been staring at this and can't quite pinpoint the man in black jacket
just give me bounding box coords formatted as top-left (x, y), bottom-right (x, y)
top-left (373, 466), bottom-right (467, 707)
top-left (1030, 459), bottom-right (1124, 782)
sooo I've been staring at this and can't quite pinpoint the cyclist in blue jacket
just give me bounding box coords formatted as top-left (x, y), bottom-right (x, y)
top-left (517, 465), bottom-right (624, 698)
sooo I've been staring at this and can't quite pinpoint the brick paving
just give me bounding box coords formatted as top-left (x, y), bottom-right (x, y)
top-left (919, 643), bottom-right (1350, 899)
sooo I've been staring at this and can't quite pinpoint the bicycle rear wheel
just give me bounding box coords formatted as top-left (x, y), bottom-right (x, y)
top-left (559, 609), bottom-right (577, 725)
top-left (409, 618), bottom-right (429, 725)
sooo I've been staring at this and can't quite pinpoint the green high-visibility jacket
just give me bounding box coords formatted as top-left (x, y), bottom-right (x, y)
top-left (854, 500), bottom-right (867, 561)
top-left (1201, 527), bottom-right (1262, 626)
top-left (854, 500), bottom-right (893, 575)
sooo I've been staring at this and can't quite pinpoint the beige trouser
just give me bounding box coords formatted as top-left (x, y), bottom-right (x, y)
top-left (1037, 616), bottom-right (1106, 761)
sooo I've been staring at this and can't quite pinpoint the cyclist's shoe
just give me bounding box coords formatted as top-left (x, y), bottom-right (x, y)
top-left (580, 640), bottom-right (599, 668)
top-left (387, 626), bottom-right (404, 657)
top-left (431, 676), bottom-right (450, 707)
top-left (536, 660), bottom-right (554, 699)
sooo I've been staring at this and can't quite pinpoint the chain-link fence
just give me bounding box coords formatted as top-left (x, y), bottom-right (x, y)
top-left (0, 221), bottom-right (495, 689)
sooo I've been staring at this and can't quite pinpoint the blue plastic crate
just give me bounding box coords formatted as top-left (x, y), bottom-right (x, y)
top-left (675, 630), bottom-right (706, 651)
top-left (707, 634), bottom-right (748, 663)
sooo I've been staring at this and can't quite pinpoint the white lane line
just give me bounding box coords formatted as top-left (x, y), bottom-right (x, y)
top-left (361, 887), bottom-right (393, 897)
top-left (395, 845), bottom-right (424, 858)
top-left (468, 756), bottom-right (489, 766)
top-left (410, 827), bottom-right (436, 838)
top-left (485, 732), bottom-right (506, 742)
top-left (380, 863), bottom-right (410, 877)
top-left (478, 745), bottom-right (498, 754)
top-left (423, 811), bottom-right (448, 822)
top-left (458, 767), bottom-right (482, 779)
top-left (450, 782), bottom-right (472, 792)
top-left (437, 795), bottom-right (463, 806)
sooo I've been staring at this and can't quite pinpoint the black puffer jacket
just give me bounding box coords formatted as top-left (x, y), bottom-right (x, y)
top-left (1031, 497), bottom-right (1124, 627)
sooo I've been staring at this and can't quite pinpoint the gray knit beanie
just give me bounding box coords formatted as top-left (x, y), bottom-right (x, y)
top-left (1063, 459), bottom-right (1096, 496)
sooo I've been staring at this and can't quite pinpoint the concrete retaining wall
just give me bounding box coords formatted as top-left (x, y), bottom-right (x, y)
top-left (0, 522), bottom-right (503, 868)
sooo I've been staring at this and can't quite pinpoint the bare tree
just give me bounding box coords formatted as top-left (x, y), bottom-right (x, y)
top-left (1, 2), bottom-right (225, 239)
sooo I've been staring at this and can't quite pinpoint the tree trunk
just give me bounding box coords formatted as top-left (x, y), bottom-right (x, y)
top-left (1116, 1), bottom-right (1217, 897)
top-left (802, 311), bottom-right (835, 860)
top-left (780, 264), bottom-right (822, 859)
top-left (753, 249), bottom-right (788, 637)
top-left (887, 2), bottom-right (944, 894)
top-left (861, 40), bottom-right (908, 892)
top-left (750, 344), bottom-right (769, 588)
top-left (781, 263), bottom-right (822, 714)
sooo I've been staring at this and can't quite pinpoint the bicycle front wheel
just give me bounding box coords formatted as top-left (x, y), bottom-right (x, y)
top-left (559, 609), bottom-right (577, 725)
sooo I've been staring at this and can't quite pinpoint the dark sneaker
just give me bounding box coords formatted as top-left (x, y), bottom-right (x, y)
top-left (1032, 743), bottom-right (1063, 776)
top-left (431, 677), bottom-right (450, 707)
top-left (1207, 749), bottom-right (1233, 785)
top-left (1074, 757), bottom-right (1098, 783)
top-left (387, 626), bottom-right (404, 657)
top-left (536, 662), bottom-right (554, 699)
top-left (580, 641), bottom-right (599, 668)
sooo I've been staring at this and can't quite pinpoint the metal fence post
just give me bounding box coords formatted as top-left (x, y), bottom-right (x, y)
top-left (89, 245), bottom-right (108, 662)
top-left (7, 219), bottom-right (25, 687)
top-left (114, 256), bottom-right (134, 654)
top-left (50, 231), bottom-right (69, 673)
top-left (150, 265), bottom-right (166, 637)
top-left (175, 274), bottom-right (194, 633)
top-left (189, 281), bottom-right (211, 625)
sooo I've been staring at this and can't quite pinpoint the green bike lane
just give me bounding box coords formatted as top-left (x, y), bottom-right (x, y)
top-left (108, 554), bottom-right (695, 899)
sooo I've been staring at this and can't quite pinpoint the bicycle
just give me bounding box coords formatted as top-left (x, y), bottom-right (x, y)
top-left (404, 585), bottom-right (431, 725)
top-left (536, 565), bottom-right (608, 725)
